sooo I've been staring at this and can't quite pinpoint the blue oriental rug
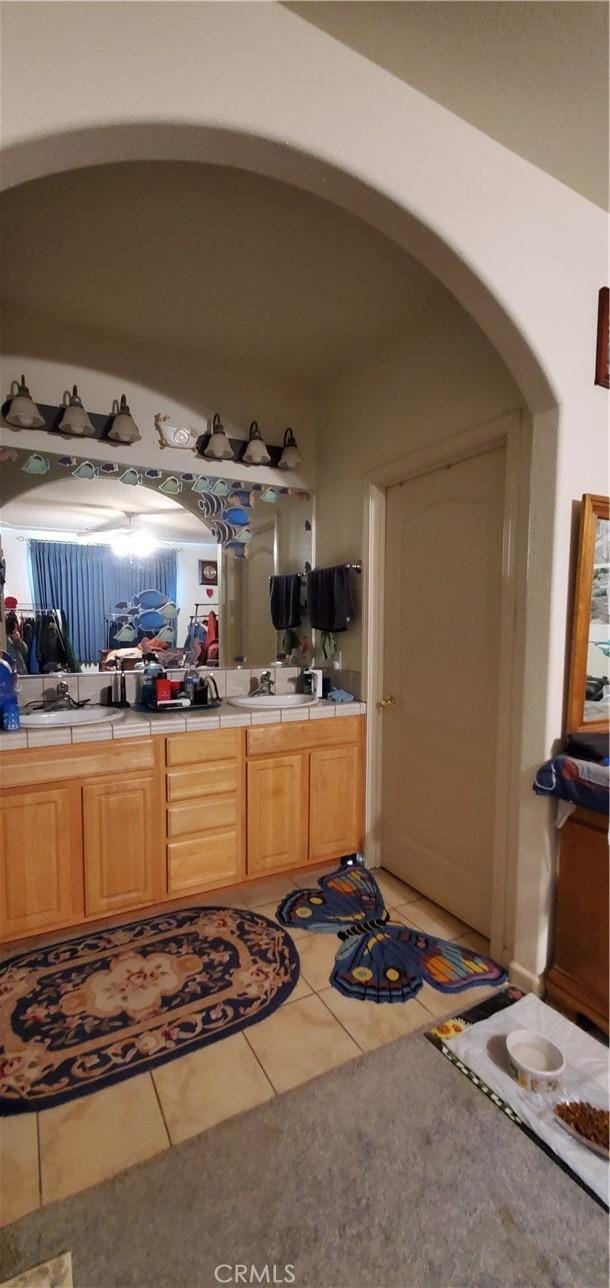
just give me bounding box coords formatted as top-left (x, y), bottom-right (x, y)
top-left (277, 856), bottom-right (507, 1003)
top-left (0, 907), bottom-right (299, 1114)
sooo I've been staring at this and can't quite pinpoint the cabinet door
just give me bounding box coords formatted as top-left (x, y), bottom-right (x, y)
top-left (309, 745), bottom-right (363, 862)
top-left (247, 754), bottom-right (307, 875)
top-left (83, 774), bottom-right (163, 916)
top-left (0, 784), bottom-right (82, 939)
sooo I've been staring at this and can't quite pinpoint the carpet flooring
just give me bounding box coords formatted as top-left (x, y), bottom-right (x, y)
top-left (1, 1033), bottom-right (608, 1288)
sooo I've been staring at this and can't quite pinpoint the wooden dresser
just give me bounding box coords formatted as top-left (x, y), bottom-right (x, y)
top-left (545, 807), bottom-right (609, 1032)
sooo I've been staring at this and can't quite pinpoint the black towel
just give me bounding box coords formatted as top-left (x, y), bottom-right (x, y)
top-left (307, 565), bottom-right (355, 633)
top-left (269, 574), bottom-right (302, 630)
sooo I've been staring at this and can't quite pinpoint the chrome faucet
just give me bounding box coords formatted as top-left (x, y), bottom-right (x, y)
top-left (52, 680), bottom-right (78, 709)
top-left (252, 669), bottom-right (275, 696)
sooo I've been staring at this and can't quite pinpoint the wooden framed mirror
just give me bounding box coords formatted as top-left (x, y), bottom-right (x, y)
top-left (566, 494), bottom-right (610, 733)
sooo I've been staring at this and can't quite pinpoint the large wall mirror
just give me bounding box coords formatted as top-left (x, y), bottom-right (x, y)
top-left (0, 449), bottom-right (313, 672)
top-left (566, 493), bottom-right (609, 733)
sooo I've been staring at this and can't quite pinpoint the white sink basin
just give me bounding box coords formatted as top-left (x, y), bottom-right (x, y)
top-left (20, 707), bottom-right (125, 728)
top-left (227, 694), bottom-right (318, 711)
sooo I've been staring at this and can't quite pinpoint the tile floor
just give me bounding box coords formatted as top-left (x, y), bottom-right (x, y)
top-left (0, 867), bottom-right (497, 1226)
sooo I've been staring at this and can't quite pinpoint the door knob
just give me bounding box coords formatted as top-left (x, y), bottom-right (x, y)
top-left (378, 696), bottom-right (396, 709)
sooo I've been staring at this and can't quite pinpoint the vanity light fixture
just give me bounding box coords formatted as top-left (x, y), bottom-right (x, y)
top-left (203, 412), bottom-right (234, 461)
top-left (107, 394), bottom-right (141, 444)
top-left (58, 385), bottom-right (95, 437)
top-left (4, 375), bottom-right (45, 429)
top-left (278, 427), bottom-right (302, 470)
top-left (242, 420), bottom-right (271, 466)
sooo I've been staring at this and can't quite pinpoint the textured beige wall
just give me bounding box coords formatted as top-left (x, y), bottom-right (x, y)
top-left (286, 1), bottom-right (609, 209)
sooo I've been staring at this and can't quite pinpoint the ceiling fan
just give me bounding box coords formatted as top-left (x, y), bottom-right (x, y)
top-left (77, 509), bottom-right (169, 556)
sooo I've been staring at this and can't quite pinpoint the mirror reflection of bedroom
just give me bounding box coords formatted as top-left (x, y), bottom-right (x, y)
top-left (1, 476), bottom-right (313, 674)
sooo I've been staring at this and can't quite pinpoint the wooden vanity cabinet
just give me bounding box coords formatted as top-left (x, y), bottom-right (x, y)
top-left (247, 754), bottom-right (308, 874)
top-left (0, 716), bottom-right (365, 944)
top-left (83, 773), bottom-right (164, 916)
top-left (0, 782), bottom-right (82, 938)
top-left (309, 743), bottom-right (363, 860)
top-left (245, 716), bottom-right (365, 873)
top-left (165, 728), bottom-right (244, 895)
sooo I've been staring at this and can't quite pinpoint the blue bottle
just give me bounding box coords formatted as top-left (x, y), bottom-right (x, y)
top-left (0, 655), bottom-right (20, 731)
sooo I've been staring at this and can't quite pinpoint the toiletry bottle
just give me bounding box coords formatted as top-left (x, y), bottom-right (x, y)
top-left (183, 667), bottom-right (199, 705)
top-left (140, 653), bottom-right (164, 708)
top-left (0, 655), bottom-right (20, 730)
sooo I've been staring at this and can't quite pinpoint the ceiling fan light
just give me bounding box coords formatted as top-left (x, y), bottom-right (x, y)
top-left (59, 385), bottom-right (95, 437)
top-left (203, 412), bottom-right (234, 461)
top-left (278, 427), bottom-right (302, 470)
top-left (110, 533), bottom-right (130, 557)
top-left (242, 420), bottom-right (271, 466)
top-left (130, 531), bottom-right (158, 558)
top-left (108, 394), bottom-right (141, 444)
top-left (5, 374), bottom-right (45, 429)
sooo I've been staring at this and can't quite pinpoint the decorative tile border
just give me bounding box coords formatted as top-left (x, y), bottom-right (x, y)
top-left (0, 700), bottom-right (366, 750)
top-left (0, 445), bottom-right (311, 557)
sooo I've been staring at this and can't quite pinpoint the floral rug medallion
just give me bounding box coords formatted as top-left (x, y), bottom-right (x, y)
top-left (0, 907), bottom-right (299, 1114)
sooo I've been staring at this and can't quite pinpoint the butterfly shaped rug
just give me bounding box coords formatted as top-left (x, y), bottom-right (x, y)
top-left (277, 856), bottom-right (507, 1004)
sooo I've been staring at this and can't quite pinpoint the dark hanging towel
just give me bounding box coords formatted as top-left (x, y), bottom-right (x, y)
top-left (269, 574), bottom-right (302, 630)
top-left (307, 565), bottom-right (355, 632)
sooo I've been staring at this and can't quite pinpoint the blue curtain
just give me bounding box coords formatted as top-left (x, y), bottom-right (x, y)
top-left (28, 541), bottom-right (177, 664)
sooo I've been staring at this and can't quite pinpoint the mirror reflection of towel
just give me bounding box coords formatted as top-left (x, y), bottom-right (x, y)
top-left (307, 566), bottom-right (354, 632)
top-left (270, 575), bottom-right (302, 630)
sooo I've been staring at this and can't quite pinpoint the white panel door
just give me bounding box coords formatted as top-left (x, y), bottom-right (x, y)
top-left (381, 446), bottom-right (506, 935)
top-left (243, 522), bottom-right (276, 665)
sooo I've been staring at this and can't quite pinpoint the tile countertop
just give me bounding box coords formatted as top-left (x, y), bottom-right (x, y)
top-left (0, 701), bottom-right (367, 751)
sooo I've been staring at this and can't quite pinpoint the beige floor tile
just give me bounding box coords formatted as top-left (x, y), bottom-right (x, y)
top-left (1, 1251), bottom-right (73, 1288)
top-left (287, 971), bottom-right (312, 1001)
top-left (417, 981), bottom-right (501, 1019)
top-left (241, 873), bottom-right (302, 908)
top-left (454, 929), bottom-right (492, 957)
top-left (247, 900), bottom-right (310, 942)
top-left (376, 869), bottom-right (420, 907)
top-left (245, 993), bottom-right (359, 1093)
top-left (152, 1033), bottom-right (274, 1144)
top-left (298, 865), bottom-right (335, 885)
top-left (319, 987), bottom-right (429, 1052)
top-left (395, 897), bottom-right (468, 940)
top-left (295, 934), bottom-right (340, 992)
top-left (39, 1073), bottom-right (168, 1203)
top-left (193, 886), bottom-right (250, 909)
top-left (0, 1112), bottom-right (40, 1227)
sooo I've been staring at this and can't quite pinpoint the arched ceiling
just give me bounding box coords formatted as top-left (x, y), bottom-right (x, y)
top-left (1, 161), bottom-right (447, 395)
top-left (1, 477), bottom-right (211, 542)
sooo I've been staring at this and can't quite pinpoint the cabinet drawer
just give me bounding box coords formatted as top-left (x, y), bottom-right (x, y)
top-left (166, 729), bottom-right (240, 767)
top-left (0, 738), bottom-right (156, 790)
top-left (167, 763), bottom-right (239, 802)
top-left (168, 796), bottom-right (238, 838)
top-left (247, 716), bottom-right (362, 757)
top-left (167, 830), bottom-right (241, 894)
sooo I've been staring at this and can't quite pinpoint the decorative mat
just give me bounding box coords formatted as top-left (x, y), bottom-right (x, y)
top-left (277, 856), bottom-right (506, 1002)
top-left (0, 907), bottom-right (299, 1115)
top-left (425, 988), bottom-right (609, 1212)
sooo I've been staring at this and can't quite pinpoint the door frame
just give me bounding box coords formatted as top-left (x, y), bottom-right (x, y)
top-left (362, 410), bottom-right (528, 963)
